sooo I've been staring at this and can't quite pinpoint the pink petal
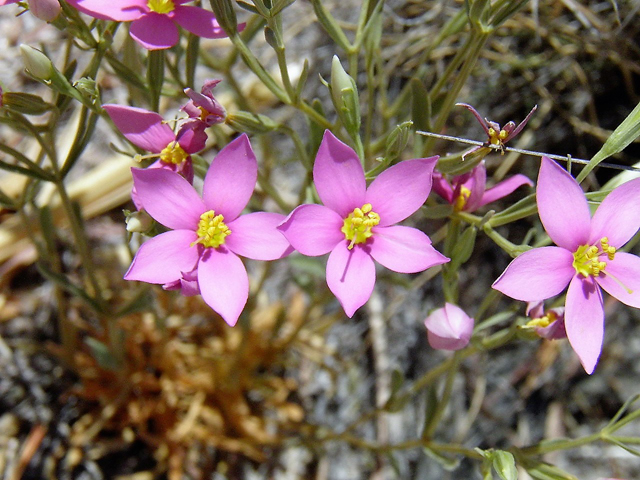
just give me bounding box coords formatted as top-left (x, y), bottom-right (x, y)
top-left (326, 243), bottom-right (376, 317)
top-left (369, 225), bottom-right (449, 273)
top-left (27, 0), bottom-right (61, 21)
top-left (130, 13), bottom-right (179, 50)
top-left (202, 134), bottom-right (257, 222)
top-left (65, 0), bottom-right (146, 21)
top-left (0, 1), bottom-right (19, 5)
top-left (314, 131), bottom-right (366, 217)
top-left (172, 5), bottom-right (228, 38)
top-left (197, 247), bottom-right (248, 327)
top-left (176, 121), bottom-right (207, 154)
top-left (277, 204), bottom-right (344, 256)
top-left (565, 275), bottom-right (604, 374)
top-left (492, 246), bottom-right (575, 301)
top-left (431, 172), bottom-right (454, 204)
top-left (225, 212), bottom-right (293, 260)
top-left (103, 104), bottom-right (174, 153)
top-left (124, 230), bottom-right (199, 284)
top-left (596, 252), bottom-right (640, 308)
top-left (478, 174), bottom-right (533, 207)
top-left (132, 168), bottom-right (205, 230)
top-left (425, 303), bottom-right (474, 351)
top-left (589, 178), bottom-right (640, 248)
top-left (365, 157), bottom-right (438, 226)
top-left (537, 157), bottom-right (591, 250)
top-left (460, 164), bottom-right (486, 212)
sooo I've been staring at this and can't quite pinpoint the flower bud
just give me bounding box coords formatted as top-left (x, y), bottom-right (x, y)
top-left (125, 210), bottom-right (154, 233)
top-left (330, 55), bottom-right (360, 138)
top-left (226, 111), bottom-right (279, 134)
top-left (425, 303), bottom-right (474, 351)
top-left (74, 77), bottom-right (99, 106)
top-left (2, 92), bottom-right (53, 115)
top-left (20, 45), bottom-right (54, 81)
top-left (28, 0), bottom-right (61, 22)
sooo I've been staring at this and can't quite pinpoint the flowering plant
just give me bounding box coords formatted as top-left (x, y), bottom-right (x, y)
top-left (2, 1), bottom-right (640, 479)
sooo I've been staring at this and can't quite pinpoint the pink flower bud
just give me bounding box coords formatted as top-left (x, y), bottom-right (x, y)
top-left (425, 303), bottom-right (474, 351)
top-left (28, 0), bottom-right (61, 22)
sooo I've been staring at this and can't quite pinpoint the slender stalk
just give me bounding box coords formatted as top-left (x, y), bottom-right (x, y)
top-left (422, 352), bottom-right (462, 439)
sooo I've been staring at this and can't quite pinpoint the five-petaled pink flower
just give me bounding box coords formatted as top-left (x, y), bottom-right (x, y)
top-left (66, 0), bottom-right (228, 50)
top-left (124, 134), bottom-right (292, 326)
top-left (432, 161), bottom-right (532, 212)
top-left (104, 104), bottom-right (206, 209)
top-left (493, 157), bottom-right (640, 374)
top-left (278, 130), bottom-right (449, 317)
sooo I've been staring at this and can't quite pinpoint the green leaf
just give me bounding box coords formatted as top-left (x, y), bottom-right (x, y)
top-left (577, 99), bottom-right (640, 183)
top-left (85, 337), bottom-right (120, 371)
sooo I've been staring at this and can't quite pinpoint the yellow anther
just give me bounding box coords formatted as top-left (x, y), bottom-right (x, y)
top-left (454, 186), bottom-right (471, 212)
top-left (572, 237), bottom-right (618, 278)
top-left (527, 311), bottom-right (558, 329)
top-left (499, 129), bottom-right (508, 139)
top-left (193, 210), bottom-right (231, 248)
top-left (341, 203), bottom-right (380, 250)
top-left (147, 0), bottom-right (175, 14)
top-left (160, 141), bottom-right (188, 165)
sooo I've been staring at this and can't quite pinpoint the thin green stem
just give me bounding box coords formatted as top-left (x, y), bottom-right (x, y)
top-left (422, 352), bottom-right (462, 439)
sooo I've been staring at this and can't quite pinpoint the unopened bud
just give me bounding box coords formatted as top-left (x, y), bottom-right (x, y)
top-left (28, 0), bottom-right (61, 22)
top-left (384, 121), bottom-right (413, 162)
top-left (20, 45), bottom-right (54, 81)
top-left (330, 55), bottom-right (360, 138)
top-left (74, 77), bottom-right (99, 106)
top-left (425, 303), bottom-right (474, 351)
top-left (125, 210), bottom-right (154, 233)
top-left (2, 92), bottom-right (54, 115)
top-left (226, 111), bottom-right (279, 134)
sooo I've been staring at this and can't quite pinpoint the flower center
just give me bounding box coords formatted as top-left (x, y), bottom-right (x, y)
top-left (193, 210), bottom-right (231, 248)
top-left (572, 237), bottom-right (616, 278)
top-left (454, 185), bottom-right (471, 212)
top-left (341, 203), bottom-right (380, 250)
top-left (488, 127), bottom-right (508, 146)
top-left (147, 0), bottom-right (175, 13)
top-left (526, 311), bottom-right (558, 329)
top-left (160, 141), bottom-right (188, 165)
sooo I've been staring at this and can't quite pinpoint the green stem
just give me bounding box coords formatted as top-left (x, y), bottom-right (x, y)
top-left (422, 351), bottom-right (462, 439)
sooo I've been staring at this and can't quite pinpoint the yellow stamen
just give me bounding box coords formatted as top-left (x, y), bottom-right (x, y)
top-left (341, 203), bottom-right (380, 250)
top-left (526, 311), bottom-right (558, 329)
top-left (572, 237), bottom-right (616, 278)
top-left (192, 210), bottom-right (231, 248)
top-left (160, 141), bottom-right (188, 165)
top-left (147, 0), bottom-right (175, 14)
top-left (454, 185), bottom-right (471, 212)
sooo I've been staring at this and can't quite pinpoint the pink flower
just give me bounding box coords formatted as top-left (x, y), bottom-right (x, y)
top-left (493, 157), bottom-right (640, 374)
top-left (278, 130), bottom-right (449, 317)
top-left (1, 0), bottom-right (60, 21)
top-left (103, 104), bottom-right (206, 208)
top-left (525, 301), bottom-right (566, 340)
top-left (66, 0), bottom-right (228, 50)
top-left (182, 79), bottom-right (226, 127)
top-left (432, 161), bottom-right (532, 212)
top-left (424, 303), bottom-right (474, 351)
top-left (124, 135), bottom-right (292, 326)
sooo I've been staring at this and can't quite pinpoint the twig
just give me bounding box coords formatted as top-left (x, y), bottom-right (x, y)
top-left (417, 130), bottom-right (640, 173)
